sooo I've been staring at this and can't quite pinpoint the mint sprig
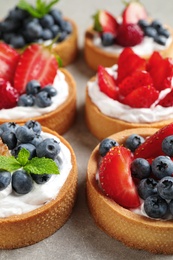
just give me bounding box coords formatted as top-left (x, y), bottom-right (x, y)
top-left (0, 148), bottom-right (59, 175)
top-left (18, 0), bottom-right (59, 18)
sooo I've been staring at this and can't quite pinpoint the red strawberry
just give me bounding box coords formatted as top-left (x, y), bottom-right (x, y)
top-left (134, 123), bottom-right (173, 159)
top-left (122, 1), bottom-right (148, 24)
top-left (0, 78), bottom-right (19, 109)
top-left (116, 23), bottom-right (144, 47)
top-left (93, 10), bottom-right (119, 36)
top-left (118, 70), bottom-right (153, 97)
top-left (117, 48), bottom-right (146, 84)
top-left (98, 65), bottom-right (118, 99)
top-left (0, 42), bottom-right (20, 84)
top-left (123, 85), bottom-right (159, 108)
top-left (14, 44), bottom-right (58, 94)
top-left (158, 89), bottom-right (173, 107)
top-left (99, 146), bottom-right (140, 208)
top-left (147, 52), bottom-right (173, 91)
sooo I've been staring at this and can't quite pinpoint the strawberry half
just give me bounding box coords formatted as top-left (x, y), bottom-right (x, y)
top-left (134, 123), bottom-right (173, 159)
top-left (99, 146), bottom-right (140, 208)
top-left (14, 44), bottom-right (58, 94)
top-left (158, 89), bottom-right (173, 107)
top-left (122, 1), bottom-right (148, 24)
top-left (0, 78), bottom-right (19, 109)
top-left (117, 48), bottom-right (146, 84)
top-left (123, 85), bottom-right (159, 108)
top-left (0, 42), bottom-right (20, 84)
top-left (98, 65), bottom-right (118, 99)
top-left (93, 10), bottom-right (119, 36)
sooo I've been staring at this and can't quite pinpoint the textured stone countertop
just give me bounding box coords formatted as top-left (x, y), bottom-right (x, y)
top-left (0, 0), bottom-right (173, 259)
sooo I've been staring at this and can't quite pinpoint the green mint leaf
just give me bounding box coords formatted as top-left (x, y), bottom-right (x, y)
top-left (16, 148), bottom-right (30, 166)
top-left (0, 156), bottom-right (20, 172)
top-left (23, 157), bottom-right (59, 175)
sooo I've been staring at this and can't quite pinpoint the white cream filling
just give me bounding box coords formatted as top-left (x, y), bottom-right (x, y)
top-left (0, 70), bottom-right (69, 119)
top-left (88, 65), bottom-right (173, 123)
top-left (0, 131), bottom-right (72, 218)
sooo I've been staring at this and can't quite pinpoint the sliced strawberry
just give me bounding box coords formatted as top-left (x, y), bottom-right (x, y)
top-left (98, 65), bottom-right (118, 99)
top-left (147, 52), bottom-right (173, 91)
top-left (99, 146), bottom-right (140, 208)
top-left (14, 44), bottom-right (58, 94)
top-left (134, 123), bottom-right (173, 159)
top-left (122, 1), bottom-right (148, 24)
top-left (118, 70), bottom-right (153, 97)
top-left (117, 48), bottom-right (146, 84)
top-left (93, 10), bottom-right (119, 36)
top-left (0, 78), bottom-right (19, 109)
top-left (116, 23), bottom-right (144, 47)
top-left (0, 42), bottom-right (20, 84)
top-left (123, 85), bottom-right (159, 108)
top-left (158, 89), bottom-right (173, 107)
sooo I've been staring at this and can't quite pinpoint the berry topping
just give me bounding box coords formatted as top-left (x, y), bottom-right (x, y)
top-left (101, 32), bottom-right (116, 46)
top-left (131, 158), bottom-right (151, 179)
top-left (122, 1), bottom-right (148, 24)
top-left (0, 78), bottom-right (19, 109)
top-left (138, 178), bottom-right (158, 200)
top-left (36, 138), bottom-right (61, 159)
top-left (151, 156), bottom-right (173, 179)
top-left (157, 177), bottom-right (173, 200)
top-left (31, 173), bottom-right (52, 184)
top-left (12, 170), bottom-right (33, 195)
top-left (144, 194), bottom-right (168, 219)
top-left (0, 171), bottom-right (11, 191)
top-left (99, 146), bottom-right (140, 208)
top-left (99, 138), bottom-right (119, 157)
top-left (35, 91), bottom-right (52, 108)
top-left (124, 134), bottom-right (144, 152)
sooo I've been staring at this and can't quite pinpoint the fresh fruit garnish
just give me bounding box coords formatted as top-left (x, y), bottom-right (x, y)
top-left (0, 78), bottom-right (19, 109)
top-left (122, 1), bottom-right (148, 24)
top-left (98, 65), bottom-right (118, 99)
top-left (147, 52), bottom-right (173, 91)
top-left (116, 48), bottom-right (146, 84)
top-left (134, 123), bottom-right (173, 158)
top-left (116, 23), bottom-right (144, 47)
top-left (122, 85), bottom-right (159, 108)
top-left (158, 89), bottom-right (173, 107)
top-left (0, 42), bottom-right (20, 84)
top-left (14, 43), bottom-right (58, 94)
top-left (99, 146), bottom-right (140, 208)
top-left (118, 70), bottom-right (153, 97)
top-left (93, 10), bottom-right (119, 36)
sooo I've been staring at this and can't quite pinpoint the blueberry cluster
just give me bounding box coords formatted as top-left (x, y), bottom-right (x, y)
top-left (0, 120), bottom-right (61, 194)
top-left (18, 80), bottom-right (57, 108)
top-left (138, 19), bottom-right (170, 46)
top-left (0, 6), bottom-right (73, 48)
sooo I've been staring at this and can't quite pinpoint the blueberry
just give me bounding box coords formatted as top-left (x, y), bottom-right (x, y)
top-left (157, 176), bottom-right (173, 200)
top-left (31, 173), bottom-right (52, 184)
top-left (54, 155), bottom-right (63, 169)
top-left (0, 122), bottom-right (19, 133)
top-left (49, 9), bottom-right (63, 25)
top-left (131, 158), bottom-right (151, 179)
top-left (36, 138), bottom-right (61, 159)
top-left (1, 130), bottom-right (17, 150)
top-left (162, 135), bottom-right (173, 156)
top-left (17, 94), bottom-right (35, 107)
top-left (60, 20), bottom-right (72, 34)
top-left (154, 35), bottom-right (167, 46)
top-left (26, 80), bottom-right (41, 95)
top-left (25, 21), bottom-right (43, 40)
top-left (138, 178), bottom-right (158, 200)
top-left (143, 26), bottom-right (157, 38)
top-left (101, 32), bottom-right (115, 46)
top-left (0, 128), bottom-right (3, 137)
top-left (138, 19), bottom-right (150, 30)
top-left (51, 24), bottom-right (60, 37)
top-left (124, 134), bottom-right (144, 152)
top-left (25, 120), bottom-right (42, 134)
top-left (157, 27), bottom-right (170, 38)
top-left (151, 156), bottom-right (173, 179)
top-left (99, 138), bottom-right (119, 157)
top-left (40, 14), bottom-right (54, 28)
top-left (0, 171), bottom-right (11, 191)
top-left (15, 125), bottom-right (35, 143)
top-left (0, 20), bottom-right (20, 32)
top-left (12, 143), bottom-right (36, 159)
top-left (30, 134), bottom-right (43, 147)
top-left (151, 20), bottom-right (163, 30)
top-left (8, 6), bottom-right (29, 21)
top-left (40, 85), bottom-right (57, 97)
top-left (169, 199), bottom-right (173, 215)
top-left (42, 28), bottom-right (54, 40)
top-left (9, 34), bottom-right (26, 48)
top-left (57, 31), bottom-right (67, 42)
top-left (35, 91), bottom-right (52, 107)
top-left (2, 32), bottom-right (15, 44)
top-left (12, 170), bottom-right (33, 194)
top-left (144, 194), bottom-right (168, 219)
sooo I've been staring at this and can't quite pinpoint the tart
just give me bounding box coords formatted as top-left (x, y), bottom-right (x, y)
top-left (84, 1), bottom-right (173, 71)
top-left (86, 127), bottom-right (173, 254)
top-left (85, 48), bottom-right (173, 140)
top-left (0, 122), bottom-right (77, 249)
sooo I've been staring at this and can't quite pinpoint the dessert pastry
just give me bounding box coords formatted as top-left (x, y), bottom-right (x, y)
top-left (0, 0), bottom-right (78, 66)
top-left (85, 48), bottom-right (173, 140)
top-left (0, 120), bottom-right (77, 249)
top-left (84, 1), bottom-right (173, 71)
top-left (0, 42), bottom-right (76, 134)
top-left (87, 123), bottom-right (173, 254)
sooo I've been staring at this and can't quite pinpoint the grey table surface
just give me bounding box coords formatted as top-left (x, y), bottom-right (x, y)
top-left (0, 0), bottom-right (173, 259)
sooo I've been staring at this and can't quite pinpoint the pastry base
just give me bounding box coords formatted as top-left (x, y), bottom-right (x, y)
top-left (0, 126), bottom-right (77, 249)
top-left (87, 128), bottom-right (173, 254)
top-left (0, 68), bottom-right (76, 135)
top-left (53, 18), bottom-right (78, 67)
top-left (85, 86), bottom-right (173, 140)
top-left (84, 26), bottom-right (173, 71)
